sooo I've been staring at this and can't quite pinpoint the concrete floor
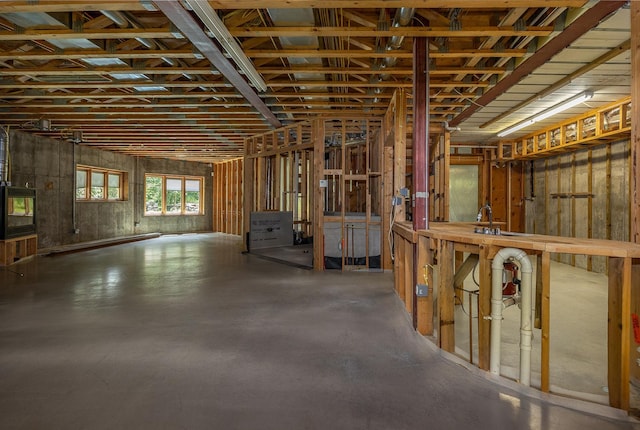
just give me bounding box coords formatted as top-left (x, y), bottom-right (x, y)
top-left (0, 233), bottom-right (638, 429)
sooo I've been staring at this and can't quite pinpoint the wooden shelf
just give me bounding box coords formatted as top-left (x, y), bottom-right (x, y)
top-left (0, 234), bottom-right (37, 266)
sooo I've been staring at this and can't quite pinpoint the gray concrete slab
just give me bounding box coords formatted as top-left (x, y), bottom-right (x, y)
top-left (0, 233), bottom-right (638, 429)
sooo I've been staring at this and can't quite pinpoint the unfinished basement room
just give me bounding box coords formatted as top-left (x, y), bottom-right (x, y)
top-left (1, 0), bottom-right (640, 428)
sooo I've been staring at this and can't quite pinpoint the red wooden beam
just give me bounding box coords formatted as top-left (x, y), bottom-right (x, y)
top-left (413, 37), bottom-right (429, 231)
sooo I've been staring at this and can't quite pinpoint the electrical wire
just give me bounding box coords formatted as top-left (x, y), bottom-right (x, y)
top-left (454, 285), bottom-right (479, 318)
top-left (472, 261), bottom-right (480, 287)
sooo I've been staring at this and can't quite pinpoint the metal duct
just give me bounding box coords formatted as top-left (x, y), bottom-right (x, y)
top-left (380, 8), bottom-right (415, 78)
top-left (100, 10), bottom-right (157, 50)
top-left (371, 7), bottom-right (415, 102)
top-left (0, 127), bottom-right (9, 185)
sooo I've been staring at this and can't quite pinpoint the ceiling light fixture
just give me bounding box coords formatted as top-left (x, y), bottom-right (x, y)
top-left (497, 91), bottom-right (594, 138)
top-left (184, 0), bottom-right (268, 92)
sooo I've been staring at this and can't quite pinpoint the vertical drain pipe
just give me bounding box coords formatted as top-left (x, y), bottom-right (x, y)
top-left (0, 126), bottom-right (9, 186)
top-left (489, 247), bottom-right (533, 385)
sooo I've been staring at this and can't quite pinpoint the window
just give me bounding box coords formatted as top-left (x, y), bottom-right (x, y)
top-left (108, 174), bottom-right (121, 200)
top-left (145, 176), bottom-right (163, 215)
top-left (144, 174), bottom-right (204, 216)
top-left (166, 178), bottom-right (183, 214)
top-left (76, 170), bottom-right (87, 199)
top-left (91, 171), bottom-right (105, 199)
top-left (185, 179), bottom-right (201, 214)
top-left (76, 166), bottom-right (127, 201)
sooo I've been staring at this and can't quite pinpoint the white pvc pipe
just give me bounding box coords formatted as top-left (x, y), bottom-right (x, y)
top-left (489, 247), bottom-right (533, 385)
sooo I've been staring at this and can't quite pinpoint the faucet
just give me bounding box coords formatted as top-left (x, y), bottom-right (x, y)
top-left (476, 203), bottom-right (493, 230)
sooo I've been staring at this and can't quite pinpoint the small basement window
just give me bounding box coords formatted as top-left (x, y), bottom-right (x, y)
top-left (76, 166), bottom-right (127, 201)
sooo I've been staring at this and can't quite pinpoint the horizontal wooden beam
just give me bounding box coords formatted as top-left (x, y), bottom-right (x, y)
top-left (0, 0), bottom-right (589, 13)
top-left (0, 2), bottom-right (148, 13)
top-left (230, 26), bottom-right (554, 38)
top-left (245, 49), bottom-right (528, 58)
top-left (0, 49), bottom-right (198, 62)
top-left (0, 28), bottom-right (180, 41)
top-left (3, 65), bottom-right (504, 78)
top-left (0, 91), bottom-right (395, 100)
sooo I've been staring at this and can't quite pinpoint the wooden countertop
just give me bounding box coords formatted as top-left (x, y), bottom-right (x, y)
top-left (393, 221), bottom-right (640, 258)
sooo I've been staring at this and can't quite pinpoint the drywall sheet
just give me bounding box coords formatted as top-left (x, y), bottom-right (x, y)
top-left (249, 211), bottom-right (293, 250)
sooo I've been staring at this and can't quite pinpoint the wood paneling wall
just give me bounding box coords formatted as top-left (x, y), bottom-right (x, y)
top-left (526, 139), bottom-right (630, 272)
top-left (213, 158), bottom-right (243, 235)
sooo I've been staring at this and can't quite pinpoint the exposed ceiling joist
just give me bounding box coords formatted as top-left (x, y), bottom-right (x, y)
top-left (449, 0), bottom-right (627, 127)
top-left (0, 1), bottom-right (629, 162)
top-left (153, 0), bottom-right (281, 128)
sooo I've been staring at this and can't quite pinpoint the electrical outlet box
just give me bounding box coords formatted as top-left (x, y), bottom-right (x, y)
top-left (392, 196), bottom-right (403, 206)
top-left (416, 284), bottom-right (429, 297)
top-left (399, 187), bottom-right (409, 197)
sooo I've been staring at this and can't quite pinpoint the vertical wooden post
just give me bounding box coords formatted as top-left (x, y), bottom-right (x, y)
top-left (443, 131), bottom-right (450, 221)
top-left (632, 0), bottom-right (640, 243)
top-left (608, 256), bottom-right (632, 410)
top-left (393, 89), bottom-right (407, 222)
top-left (404, 238), bottom-right (414, 315)
top-left (397, 238), bottom-right (406, 299)
top-left (439, 240), bottom-right (455, 352)
top-left (383, 146), bottom-right (394, 270)
top-left (454, 251), bottom-right (464, 303)
top-left (477, 244), bottom-right (492, 370)
top-left (308, 149), bottom-right (314, 239)
top-left (313, 119), bottom-right (325, 271)
top-left (534, 254), bottom-right (543, 329)
top-left (237, 159), bottom-right (243, 236)
top-left (631, 262), bottom-right (640, 390)
top-left (416, 234), bottom-right (433, 335)
top-left (243, 156), bottom-right (254, 251)
top-left (541, 251), bottom-right (551, 392)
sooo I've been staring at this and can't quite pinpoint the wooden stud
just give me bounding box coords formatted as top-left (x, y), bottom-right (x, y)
top-left (631, 0), bottom-right (640, 243)
top-left (439, 240), bottom-right (455, 352)
top-left (571, 153), bottom-right (576, 266)
top-left (541, 251), bottom-right (551, 392)
top-left (242, 157), bottom-right (252, 251)
top-left (397, 235), bottom-right (406, 299)
top-left (608, 257), bottom-right (632, 410)
top-left (606, 144), bottom-right (612, 271)
top-left (534, 254), bottom-right (542, 329)
top-left (394, 89), bottom-right (407, 222)
top-left (383, 146), bottom-right (394, 270)
top-left (587, 149), bottom-right (593, 271)
top-left (313, 119), bottom-right (325, 271)
top-left (478, 244), bottom-right (492, 370)
top-left (416, 235), bottom-right (433, 335)
top-left (405, 239), bottom-right (414, 314)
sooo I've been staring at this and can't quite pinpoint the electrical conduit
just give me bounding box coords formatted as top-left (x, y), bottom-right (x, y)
top-left (489, 247), bottom-right (533, 386)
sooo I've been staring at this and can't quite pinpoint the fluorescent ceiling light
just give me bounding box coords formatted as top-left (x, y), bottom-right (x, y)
top-left (497, 91), bottom-right (593, 138)
top-left (184, 0), bottom-right (267, 93)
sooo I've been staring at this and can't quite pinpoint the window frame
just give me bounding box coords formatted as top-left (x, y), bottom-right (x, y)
top-left (76, 165), bottom-right (128, 202)
top-left (144, 174), bottom-right (204, 216)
